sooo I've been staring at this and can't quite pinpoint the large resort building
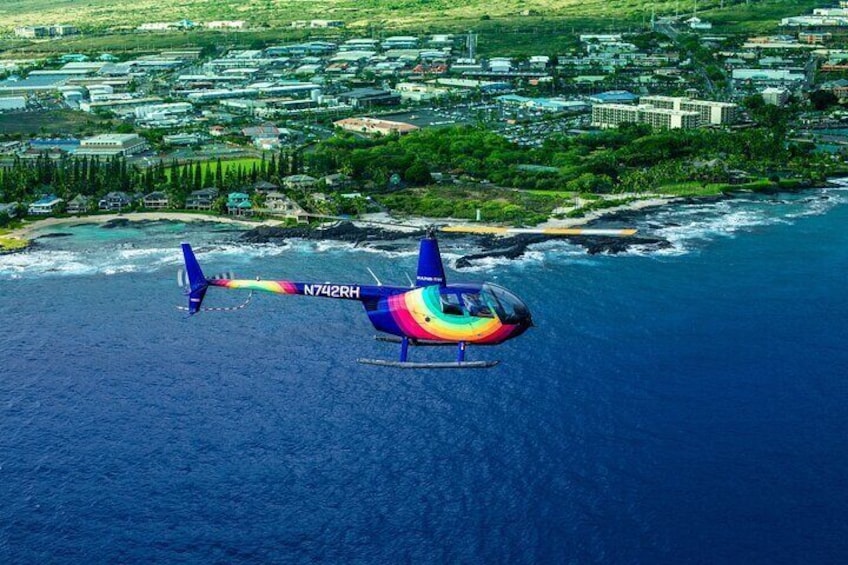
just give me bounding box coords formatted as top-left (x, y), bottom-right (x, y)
top-left (640, 96), bottom-right (739, 126)
top-left (592, 96), bottom-right (739, 130)
top-left (592, 104), bottom-right (701, 130)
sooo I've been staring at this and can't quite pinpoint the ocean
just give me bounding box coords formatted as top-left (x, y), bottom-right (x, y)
top-left (1, 188), bottom-right (847, 563)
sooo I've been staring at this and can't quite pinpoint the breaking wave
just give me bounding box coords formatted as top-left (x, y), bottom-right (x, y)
top-left (2, 186), bottom-right (847, 280)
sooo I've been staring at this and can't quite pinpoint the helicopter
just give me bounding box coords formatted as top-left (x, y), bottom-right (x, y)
top-left (179, 224), bottom-right (636, 369)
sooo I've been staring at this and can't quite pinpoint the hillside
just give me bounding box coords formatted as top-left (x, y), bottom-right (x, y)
top-left (0, 0), bottom-right (819, 33)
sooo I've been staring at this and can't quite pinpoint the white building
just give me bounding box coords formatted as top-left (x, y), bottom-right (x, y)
top-left (134, 102), bottom-right (193, 121)
top-left (592, 104), bottom-right (701, 130)
top-left (77, 134), bottom-right (148, 156)
top-left (731, 68), bottom-right (805, 84)
top-left (206, 21), bottom-right (245, 29)
top-left (640, 95), bottom-right (739, 125)
top-left (762, 87), bottom-right (791, 106)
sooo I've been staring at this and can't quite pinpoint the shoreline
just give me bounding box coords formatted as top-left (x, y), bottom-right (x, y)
top-left (5, 195), bottom-right (678, 241)
top-left (3, 181), bottom-right (843, 256)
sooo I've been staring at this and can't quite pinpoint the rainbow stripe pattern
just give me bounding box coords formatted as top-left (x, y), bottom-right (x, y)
top-left (208, 279), bottom-right (298, 294)
top-left (378, 286), bottom-right (520, 344)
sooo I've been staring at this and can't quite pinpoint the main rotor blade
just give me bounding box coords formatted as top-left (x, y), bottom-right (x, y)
top-left (440, 226), bottom-right (638, 237)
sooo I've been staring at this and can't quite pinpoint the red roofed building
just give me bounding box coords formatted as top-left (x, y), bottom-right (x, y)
top-left (333, 117), bottom-right (419, 136)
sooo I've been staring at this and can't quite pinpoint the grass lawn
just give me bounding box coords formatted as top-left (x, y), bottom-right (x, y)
top-left (164, 157), bottom-right (263, 180)
top-left (0, 229), bottom-right (28, 252)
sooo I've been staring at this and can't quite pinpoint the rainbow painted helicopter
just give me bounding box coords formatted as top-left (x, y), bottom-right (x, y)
top-left (180, 225), bottom-right (636, 369)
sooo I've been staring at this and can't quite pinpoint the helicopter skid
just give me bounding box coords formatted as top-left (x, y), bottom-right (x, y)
top-left (357, 359), bottom-right (499, 369)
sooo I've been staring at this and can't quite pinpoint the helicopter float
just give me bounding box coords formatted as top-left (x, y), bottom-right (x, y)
top-left (179, 225), bottom-right (636, 369)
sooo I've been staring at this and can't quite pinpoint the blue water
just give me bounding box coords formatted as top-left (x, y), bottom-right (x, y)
top-left (2, 191), bottom-right (848, 563)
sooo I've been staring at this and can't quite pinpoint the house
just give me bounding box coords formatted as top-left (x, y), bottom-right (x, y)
top-left (66, 194), bottom-right (92, 214)
top-left (264, 191), bottom-right (308, 222)
top-left (253, 180), bottom-right (279, 193)
top-left (143, 191), bottom-right (169, 209)
top-left (99, 191), bottom-right (132, 211)
top-left (283, 174), bottom-right (317, 190)
top-left (226, 192), bottom-right (253, 216)
top-left (322, 173), bottom-right (352, 189)
top-left (28, 194), bottom-right (63, 215)
top-left (185, 188), bottom-right (218, 210)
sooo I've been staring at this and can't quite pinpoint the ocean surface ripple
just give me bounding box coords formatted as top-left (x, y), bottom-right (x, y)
top-left (1, 190), bottom-right (848, 563)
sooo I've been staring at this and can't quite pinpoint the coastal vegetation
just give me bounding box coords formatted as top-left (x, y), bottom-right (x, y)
top-left (307, 120), bottom-right (840, 194)
top-left (1, 113), bottom-right (842, 231)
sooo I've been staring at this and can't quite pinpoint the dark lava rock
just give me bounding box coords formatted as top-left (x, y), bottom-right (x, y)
top-left (241, 221), bottom-right (672, 267)
top-left (241, 222), bottom-right (427, 245)
top-left (34, 232), bottom-right (73, 239)
top-left (101, 218), bottom-right (132, 229)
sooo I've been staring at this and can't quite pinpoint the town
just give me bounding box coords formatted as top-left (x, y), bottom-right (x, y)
top-left (1, 0), bottom-right (848, 245)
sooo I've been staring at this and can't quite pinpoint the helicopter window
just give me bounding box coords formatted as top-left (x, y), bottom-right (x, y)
top-left (462, 293), bottom-right (494, 318)
top-left (481, 283), bottom-right (529, 324)
top-left (440, 293), bottom-right (464, 316)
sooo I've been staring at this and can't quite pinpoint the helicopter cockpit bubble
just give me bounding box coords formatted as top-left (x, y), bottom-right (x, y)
top-left (480, 283), bottom-right (532, 326)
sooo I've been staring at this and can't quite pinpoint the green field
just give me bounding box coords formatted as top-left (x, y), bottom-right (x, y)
top-left (163, 157), bottom-right (263, 179)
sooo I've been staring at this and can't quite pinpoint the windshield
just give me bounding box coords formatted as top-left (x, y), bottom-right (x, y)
top-left (480, 283), bottom-right (530, 324)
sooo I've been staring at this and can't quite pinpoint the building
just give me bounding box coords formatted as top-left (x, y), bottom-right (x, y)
top-left (762, 87), bottom-right (791, 106)
top-left (338, 88), bottom-right (401, 108)
top-left (283, 174), bottom-right (318, 190)
top-left (640, 95), bottom-right (739, 125)
top-left (226, 192), bottom-right (253, 216)
top-left (264, 192), bottom-right (308, 221)
top-left (28, 195), bottom-right (63, 215)
top-left (134, 102), bottom-right (193, 121)
top-left (497, 95), bottom-right (589, 113)
top-left (143, 191), bottom-right (170, 209)
top-left (66, 194), bottom-right (92, 214)
top-left (587, 90), bottom-right (639, 105)
top-left (592, 104), bottom-right (701, 130)
top-left (78, 134), bottom-right (148, 156)
top-left (340, 39), bottom-right (379, 52)
top-left (206, 21), bottom-right (245, 29)
top-left (381, 36), bottom-right (419, 50)
top-left (185, 188), bottom-right (218, 210)
top-left (393, 82), bottom-right (449, 102)
top-left (80, 97), bottom-right (165, 115)
top-left (99, 191), bottom-right (132, 211)
top-left (731, 69), bottom-right (805, 85)
top-left (821, 79), bottom-right (848, 100)
top-left (163, 133), bottom-right (202, 146)
top-left (291, 19), bottom-right (344, 28)
top-left (334, 117), bottom-right (419, 136)
top-left (15, 25), bottom-right (78, 38)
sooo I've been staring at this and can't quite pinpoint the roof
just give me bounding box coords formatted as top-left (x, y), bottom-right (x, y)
top-left (589, 90), bottom-right (639, 103)
top-left (31, 194), bottom-right (62, 205)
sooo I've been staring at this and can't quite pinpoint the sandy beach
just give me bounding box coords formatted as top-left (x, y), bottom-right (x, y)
top-left (5, 212), bottom-right (287, 241)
